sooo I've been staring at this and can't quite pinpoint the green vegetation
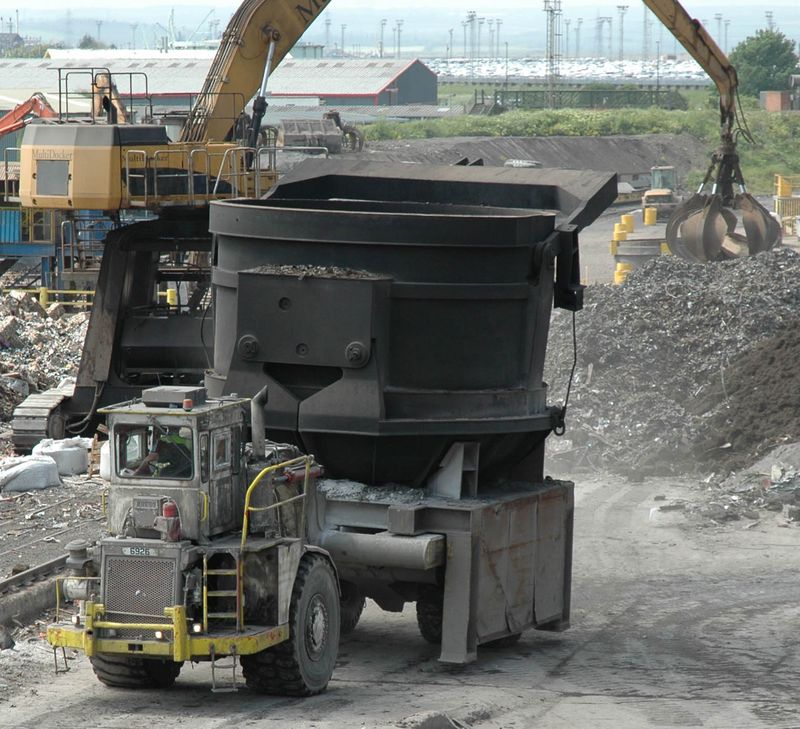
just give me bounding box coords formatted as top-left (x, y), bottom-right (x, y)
top-left (363, 107), bottom-right (800, 194)
top-left (729, 30), bottom-right (799, 98)
top-left (78, 35), bottom-right (109, 50)
top-left (1, 43), bottom-right (58, 59)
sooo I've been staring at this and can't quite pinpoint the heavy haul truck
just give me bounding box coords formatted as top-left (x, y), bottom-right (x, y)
top-left (47, 160), bottom-right (617, 691)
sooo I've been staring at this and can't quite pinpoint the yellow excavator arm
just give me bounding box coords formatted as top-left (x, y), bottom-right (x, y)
top-left (180, 0), bottom-right (331, 143)
top-left (641, 0), bottom-right (737, 134)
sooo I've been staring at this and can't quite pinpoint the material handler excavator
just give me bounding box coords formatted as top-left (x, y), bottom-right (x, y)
top-left (643, 0), bottom-right (782, 261)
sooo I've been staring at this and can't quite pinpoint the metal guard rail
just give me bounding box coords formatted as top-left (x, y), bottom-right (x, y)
top-left (240, 455), bottom-right (314, 552)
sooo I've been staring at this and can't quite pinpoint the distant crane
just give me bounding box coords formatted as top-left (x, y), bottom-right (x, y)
top-left (186, 10), bottom-right (215, 44)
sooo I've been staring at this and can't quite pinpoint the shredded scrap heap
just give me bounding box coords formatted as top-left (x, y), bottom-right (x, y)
top-left (547, 247), bottom-right (800, 477)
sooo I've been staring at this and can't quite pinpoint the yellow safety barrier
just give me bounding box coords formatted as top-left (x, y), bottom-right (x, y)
top-left (621, 214), bottom-right (634, 233)
top-left (156, 290), bottom-right (179, 306)
top-left (2, 287), bottom-right (95, 308)
top-left (612, 223), bottom-right (627, 242)
top-left (643, 207), bottom-right (657, 226)
top-left (614, 262), bottom-right (632, 286)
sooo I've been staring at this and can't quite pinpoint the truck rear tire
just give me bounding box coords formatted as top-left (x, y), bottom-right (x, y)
top-left (339, 582), bottom-right (365, 635)
top-left (241, 553), bottom-right (340, 696)
top-left (416, 586), bottom-right (443, 644)
top-left (90, 654), bottom-right (182, 689)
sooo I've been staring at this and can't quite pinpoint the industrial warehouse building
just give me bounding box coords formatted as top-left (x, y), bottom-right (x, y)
top-left (267, 59), bottom-right (437, 106)
top-left (0, 55), bottom-right (438, 116)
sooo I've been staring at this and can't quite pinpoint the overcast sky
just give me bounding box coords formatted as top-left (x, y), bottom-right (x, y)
top-left (9, 0), bottom-right (794, 53)
top-left (12, 0), bottom-right (800, 9)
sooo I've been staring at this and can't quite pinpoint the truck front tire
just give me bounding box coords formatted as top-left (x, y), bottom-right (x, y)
top-left (90, 654), bottom-right (182, 689)
top-left (241, 553), bottom-right (340, 696)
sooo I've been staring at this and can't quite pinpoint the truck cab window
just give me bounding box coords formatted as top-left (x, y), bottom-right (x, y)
top-left (213, 431), bottom-right (231, 472)
top-left (116, 424), bottom-right (194, 480)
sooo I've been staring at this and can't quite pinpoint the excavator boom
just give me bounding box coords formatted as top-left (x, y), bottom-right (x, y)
top-left (642, 0), bottom-right (736, 131)
top-left (0, 93), bottom-right (57, 137)
top-left (180, 0), bottom-right (330, 143)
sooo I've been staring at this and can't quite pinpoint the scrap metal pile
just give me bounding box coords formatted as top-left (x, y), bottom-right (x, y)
top-left (546, 247), bottom-right (800, 478)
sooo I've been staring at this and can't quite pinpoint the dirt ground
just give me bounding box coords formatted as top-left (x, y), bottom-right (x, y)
top-left (3, 471), bottom-right (800, 729)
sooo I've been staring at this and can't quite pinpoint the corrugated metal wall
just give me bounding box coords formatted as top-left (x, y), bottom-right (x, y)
top-left (0, 128), bottom-right (22, 158)
top-left (0, 207), bottom-right (20, 243)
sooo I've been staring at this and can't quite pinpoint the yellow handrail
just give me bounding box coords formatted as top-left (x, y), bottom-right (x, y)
top-left (3, 287), bottom-right (94, 309)
top-left (240, 455), bottom-right (313, 552)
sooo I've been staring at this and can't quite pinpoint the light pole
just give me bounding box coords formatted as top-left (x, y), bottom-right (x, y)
top-left (448, 28), bottom-right (454, 59)
top-left (617, 5), bottom-right (628, 62)
top-left (724, 19), bottom-right (730, 52)
top-left (504, 41), bottom-right (509, 88)
top-left (495, 18), bottom-right (502, 57)
top-left (340, 24), bottom-right (346, 58)
top-left (379, 18), bottom-right (387, 58)
top-left (324, 16), bottom-right (331, 55)
top-left (655, 39), bottom-right (660, 105)
top-left (488, 19), bottom-right (494, 59)
top-left (565, 18), bottom-right (571, 59)
top-left (467, 11), bottom-right (477, 79)
top-left (714, 14), bottom-right (722, 45)
top-left (576, 17), bottom-right (583, 57)
top-left (395, 19), bottom-right (403, 59)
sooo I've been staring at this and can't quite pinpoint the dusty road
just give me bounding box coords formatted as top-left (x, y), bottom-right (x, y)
top-left (2, 473), bottom-right (799, 729)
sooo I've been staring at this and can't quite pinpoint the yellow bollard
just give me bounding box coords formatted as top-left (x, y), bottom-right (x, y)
top-left (39, 286), bottom-right (49, 308)
top-left (660, 241), bottom-right (671, 255)
top-left (166, 289), bottom-right (178, 307)
top-left (643, 207), bottom-right (657, 226)
top-left (614, 262), bottom-right (633, 286)
top-left (621, 213), bottom-right (634, 233)
top-left (777, 176), bottom-right (792, 197)
top-left (613, 223), bottom-right (627, 242)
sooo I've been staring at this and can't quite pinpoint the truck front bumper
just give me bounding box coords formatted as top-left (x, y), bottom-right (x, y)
top-left (47, 602), bottom-right (288, 661)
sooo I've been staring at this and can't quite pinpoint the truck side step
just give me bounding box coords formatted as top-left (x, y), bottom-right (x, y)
top-left (210, 645), bottom-right (238, 693)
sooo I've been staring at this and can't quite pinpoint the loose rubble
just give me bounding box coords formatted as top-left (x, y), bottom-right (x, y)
top-left (0, 611), bottom-right (66, 699)
top-left (0, 475), bottom-right (106, 579)
top-left (546, 247), bottom-right (800, 480)
top-left (0, 291), bottom-right (88, 424)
